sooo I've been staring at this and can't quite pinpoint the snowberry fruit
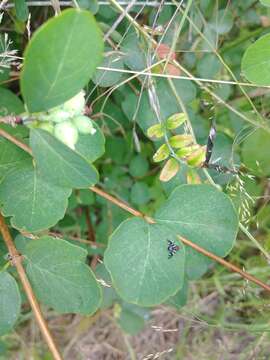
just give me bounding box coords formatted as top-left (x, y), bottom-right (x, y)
top-left (54, 121), bottom-right (78, 149)
top-left (72, 115), bottom-right (96, 135)
top-left (63, 91), bottom-right (86, 116)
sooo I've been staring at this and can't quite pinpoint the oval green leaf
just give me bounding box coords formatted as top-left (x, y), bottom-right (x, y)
top-left (155, 184), bottom-right (238, 280)
top-left (30, 129), bottom-right (99, 188)
top-left (0, 137), bottom-right (31, 182)
top-left (0, 87), bottom-right (24, 116)
top-left (75, 122), bottom-right (105, 163)
top-left (21, 9), bottom-right (103, 112)
top-left (0, 165), bottom-right (71, 232)
top-left (14, 0), bottom-right (29, 21)
top-left (242, 129), bottom-right (270, 176)
top-left (242, 33), bottom-right (270, 86)
top-left (0, 272), bottom-right (21, 335)
top-left (23, 237), bottom-right (101, 314)
top-left (104, 218), bottom-right (185, 306)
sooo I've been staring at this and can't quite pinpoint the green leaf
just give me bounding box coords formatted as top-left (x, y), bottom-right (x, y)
top-left (14, 0), bottom-right (29, 21)
top-left (121, 32), bottom-right (147, 71)
top-left (92, 51), bottom-right (124, 87)
top-left (209, 9), bottom-right (233, 34)
top-left (21, 9), bottom-right (103, 112)
top-left (0, 165), bottom-right (71, 232)
top-left (30, 129), bottom-right (99, 189)
top-left (76, 0), bottom-right (99, 13)
top-left (241, 33), bottom-right (270, 86)
top-left (117, 304), bottom-right (147, 335)
top-left (242, 129), bottom-right (270, 176)
top-left (75, 122), bottom-right (105, 163)
top-left (104, 218), bottom-right (186, 306)
top-left (197, 53), bottom-right (221, 78)
top-left (23, 236), bottom-right (101, 314)
top-left (0, 137), bottom-right (31, 182)
top-left (130, 182), bottom-right (151, 206)
top-left (155, 184), bottom-right (238, 280)
top-left (0, 87), bottom-right (24, 116)
top-left (129, 155), bottom-right (149, 178)
top-left (0, 272), bottom-right (21, 335)
top-left (166, 277), bottom-right (188, 309)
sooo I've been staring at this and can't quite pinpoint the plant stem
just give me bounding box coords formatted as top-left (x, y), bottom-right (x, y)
top-left (0, 214), bottom-right (63, 360)
top-left (0, 128), bottom-right (33, 155)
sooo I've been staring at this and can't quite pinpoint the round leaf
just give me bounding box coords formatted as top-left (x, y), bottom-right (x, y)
top-left (23, 236), bottom-right (102, 314)
top-left (130, 182), bottom-right (151, 206)
top-left (0, 165), bottom-right (71, 232)
top-left (0, 272), bottom-right (21, 335)
top-left (129, 155), bottom-right (149, 178)
top-left (155, 184), bottom-right (238, 279)
top-left (21, 9), bottom-right (103, 112)
top-left (242, 33), bottom-right (270, 86)
top-left (104, 218), bottom-right (186, 306)
top-left (75, 122), bottom-right (105, 163)
top-left (30, 129), bottom-right (99, 189)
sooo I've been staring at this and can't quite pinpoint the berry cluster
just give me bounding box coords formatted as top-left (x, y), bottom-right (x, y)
top-left (30, 91), bottom-right (96, 149)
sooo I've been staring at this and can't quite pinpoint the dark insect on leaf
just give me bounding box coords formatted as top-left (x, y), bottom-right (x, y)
top-left (167, 239), bottom-right (180, 259)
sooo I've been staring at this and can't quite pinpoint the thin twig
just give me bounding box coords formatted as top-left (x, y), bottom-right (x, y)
top-left (1, 125), bottom-right (270, 293)
top-left (0, 128), bottom-right (33, 155)
top-left (96, 66), bottom-right (270, 89)
top-left (90, 186), bottom-right (144, 218)
top-left (84, 207), bottom-right (96, 243)
top-left (0, 214), bottom-right (63, 360)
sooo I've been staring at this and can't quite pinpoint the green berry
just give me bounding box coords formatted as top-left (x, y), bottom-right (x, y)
top-left (54, 121), bottom-right (78, 149)
top-left (48, 109), bottom-right (71, 123)
top-left (63, 91), bottom-right (85, 116)
top-left (37, 121), bottom-right (54, 134)
top-left (72, 115), bottom-right (96, 135)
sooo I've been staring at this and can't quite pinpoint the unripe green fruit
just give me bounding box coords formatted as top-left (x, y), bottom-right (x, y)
top-left (48, 109), bottom-right (71, 123)
top-left (63, 91), bottom-right (86, 116)
top-left (54, 121), bottom-right (78, 150)
top-left (72, 115), bottom-right (96, 135)
top-left (36, 121), bottom-right (54, 134)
